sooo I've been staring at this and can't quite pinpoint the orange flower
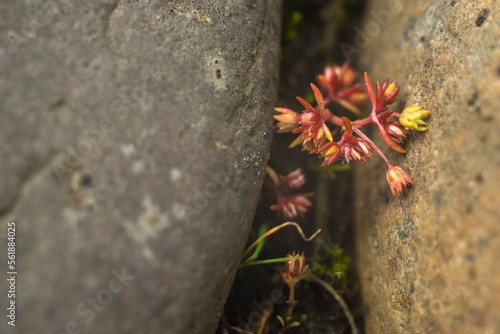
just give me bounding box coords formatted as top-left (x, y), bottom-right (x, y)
top-left (387, 165), bottom-right (412, 196)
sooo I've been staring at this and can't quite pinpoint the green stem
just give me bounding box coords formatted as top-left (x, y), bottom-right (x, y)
top-left (240, 256), bottom-right (300, 268)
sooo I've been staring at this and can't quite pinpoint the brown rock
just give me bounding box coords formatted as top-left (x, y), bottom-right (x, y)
top-left (352, 0), bottom-right (500, 333)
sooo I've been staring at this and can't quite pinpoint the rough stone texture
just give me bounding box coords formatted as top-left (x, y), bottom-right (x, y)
top-left (0, 1), bottom-right (280, 333)
top-left (352, 0), bottom-right (500, 333)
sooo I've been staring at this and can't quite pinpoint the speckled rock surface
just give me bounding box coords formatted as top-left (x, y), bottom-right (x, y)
top-left (352, 0), bottom-right (500, 333)
top-left (0, 1), bottom-right (280, 333)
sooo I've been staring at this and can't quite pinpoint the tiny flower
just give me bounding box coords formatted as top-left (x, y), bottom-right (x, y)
top-left (336, 84), bottom-right (367, 115)
top-left (292, 85), bottom-right (333, 148)
top-left (340, 137), bottom-right (372, 164)
top-left (267, 167), bottom-right (314, 219)
top-left (365, 73), bottom-right (400, 113)
top-left (283, 168), bottom-right (306, 189)
top-left (280, 251), bottom-right (310, 287)
top-left (316, 62), bottom-right (367, 114)
top-left (271, 193), bottom-right (313, 219)
top-left (321, 62), bottom-right (357, 90)
top-left (380, 78), bottom-right (400, 105)
top-left (384, 120), bottom-right (408, 143)
top-left (318, 142), bottom-right (341, 166)
top-left (400, 106), bottom-right (430, 131)
top-left (373, 110), bottom-right (407, 153)
top-left (386, 165), bottom-right (412, 196)
top-left (274, 108), bottom-right (299, 133)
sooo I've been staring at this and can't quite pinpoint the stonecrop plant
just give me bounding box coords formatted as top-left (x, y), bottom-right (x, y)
top-left (274, 62), bottom-right (430, 196)
top-left (223, 64), bottom-right (430, 334)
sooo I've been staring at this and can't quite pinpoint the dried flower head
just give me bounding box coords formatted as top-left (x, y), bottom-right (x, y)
top-left (280, 251), bottom-right (310, 287)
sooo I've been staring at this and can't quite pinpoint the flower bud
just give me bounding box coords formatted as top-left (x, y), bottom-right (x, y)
top-left (274, 108), bottom-right (299, 133)
top-left (400, 106), bottom-right (430, 131)
top-left (387, 165), bottom-right (412, 196)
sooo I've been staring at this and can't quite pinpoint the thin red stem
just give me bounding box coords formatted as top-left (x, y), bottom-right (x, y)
top-left (327, 113), bottom-right (344, 127)
top-left (353, 127), bottom-right (392, 167)
top-left (351, 117), bottom-right (373, 127)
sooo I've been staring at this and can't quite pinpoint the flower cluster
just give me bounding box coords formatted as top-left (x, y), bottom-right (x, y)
top-left (315, 62), bottom-right (367, 115)
top-left (273, 62), bottom-right (430, 196)
top-left (267, 167), bottom-right (313, 219)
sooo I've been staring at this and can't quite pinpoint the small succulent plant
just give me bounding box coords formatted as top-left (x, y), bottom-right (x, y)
top-left (274, 62), bottom-right (430, 196)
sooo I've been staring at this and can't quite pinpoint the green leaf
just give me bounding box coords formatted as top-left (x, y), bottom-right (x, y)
top-left (276, 315), bottom-right (285, 327)
top-left (240, 225), bottom-right (268, 266)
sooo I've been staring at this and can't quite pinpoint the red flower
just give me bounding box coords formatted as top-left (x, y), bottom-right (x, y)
top-left (319, 117), bottom-right (372, 165)
top-left (340, 136), bottom-right (372, 164)
top-left (380, 78), bottom-right (400, 106)
top-left (292, 84), bottom-right (333, 149)
top-left (316, 62), bottom-right (367, 114)
top-left (282, 168), bottom-right (306, 189)
top-left (270, 194), bottom-right (313, 219)
top-left (267, 167), bottom-right (313, 219)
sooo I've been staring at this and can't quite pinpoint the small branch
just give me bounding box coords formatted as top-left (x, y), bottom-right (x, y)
top-left (257, 307), bottom-right (272, 334)
top-left (220, 313), bottom-right (254, 334)
top-left (286, 284), bottom-right (296, 322)
top-left (309, 273), bottom-right (359, 334)
top-left (351, 117), bottom-right (372, 127)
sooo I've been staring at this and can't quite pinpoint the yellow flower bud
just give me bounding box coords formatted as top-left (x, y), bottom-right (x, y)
top-left (400, 106), bottom-right (430, 131)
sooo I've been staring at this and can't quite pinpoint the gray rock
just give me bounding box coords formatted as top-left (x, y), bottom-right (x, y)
top-left (0, 1), bottom-right (281, 333)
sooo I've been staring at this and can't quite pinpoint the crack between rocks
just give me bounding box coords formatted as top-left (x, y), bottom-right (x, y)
top-left (0, 152), bottom-right (63, 223)
top-left (229, 2), bottom-right (273, 147)
top-left (102, 0), bottom-right (121, 39)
